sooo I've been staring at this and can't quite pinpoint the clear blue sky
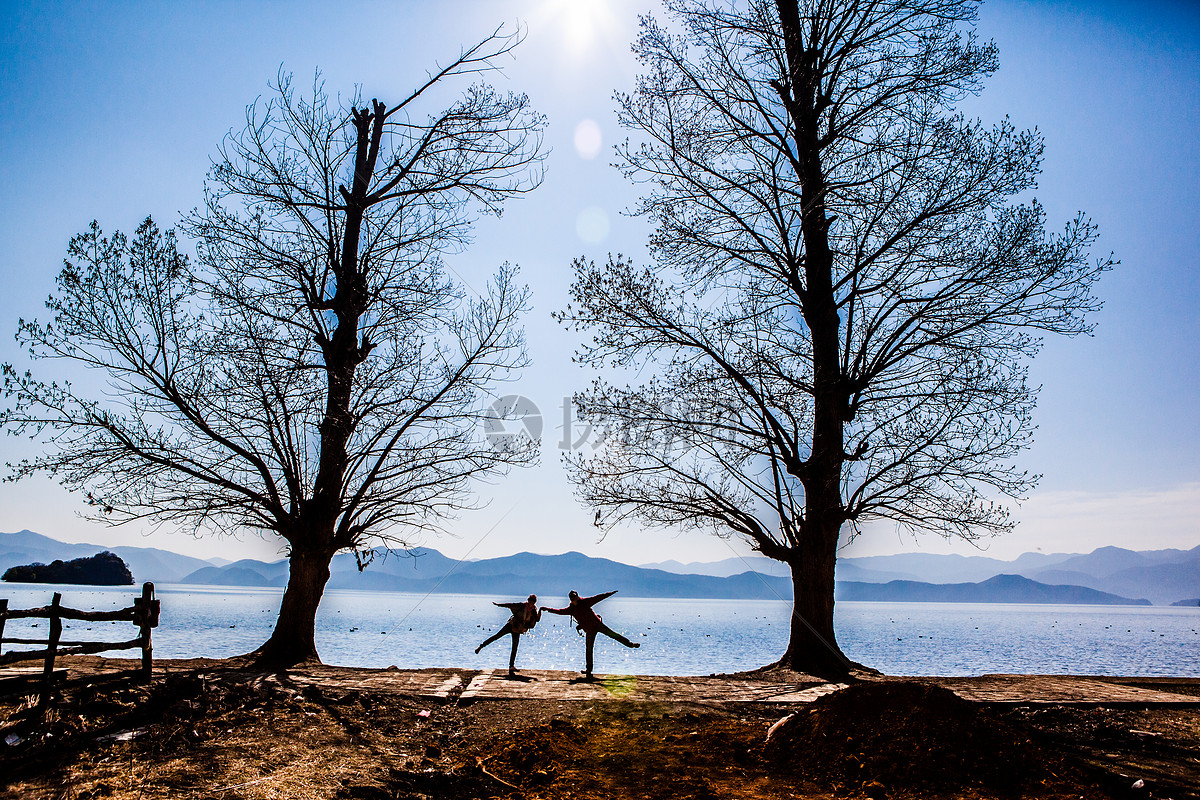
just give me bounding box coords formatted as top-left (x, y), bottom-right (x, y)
top-left (0, 0), bottom-right (1197, 565)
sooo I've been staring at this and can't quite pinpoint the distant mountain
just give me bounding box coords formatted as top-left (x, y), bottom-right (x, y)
top-left (836, 574), bottom-right (1151, 605)
top-left (639, 556), bottom-right (790, 578)
top-left (1034, 545), bottom-right (1193, 577)
top-left (7, 528), bottom-right (1198, 605)
top-left (1022, 546), bottom-right (1200, 605)
top-left (180, 565), bottom-right (275, 586)
top-left (1, 530), bottom-right (217, 584)
top-left (640, 554), bottom-right (980, 584)
top-left (180, 557), bottom-right (290, 586)
top-left (646, 545), bottom-right (1200, 604)
top-left (1094, 559), bottom-right (1200, 606)
top-left (834, 562), bottom-right (925, 584)
top-left (175, 549), bottom-right (1161, 606)
top-left (837, 552), bottom-right (1060, 584)
top-left (335, 550), bottom-right (794, 599)
top-left (829, 545), bottom-right (1200, 605)
top-left (178, 549), bottom-right (798, 599)
top-left (1170, 598), bottom-right (1199, 607)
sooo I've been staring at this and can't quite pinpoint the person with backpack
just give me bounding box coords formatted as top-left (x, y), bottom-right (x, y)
top-left (475, 593), bottom-right (541, 676)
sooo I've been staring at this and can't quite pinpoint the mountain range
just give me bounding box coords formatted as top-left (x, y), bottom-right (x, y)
top-left (3, 529), bottom-right (1198, 605)
top-left (646, 545), bottom-right (1200, 605)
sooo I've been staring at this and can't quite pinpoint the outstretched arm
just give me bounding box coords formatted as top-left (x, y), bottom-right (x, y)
top-left (540, 605), bottom-right (571, 615)
top-left (495, 601), bottom-right (523, 611)
top-left (581, 590), bottom-right (617, 607)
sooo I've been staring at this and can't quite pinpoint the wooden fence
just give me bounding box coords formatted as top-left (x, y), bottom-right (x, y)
top-left (0, 582), bottom-right (159, 704)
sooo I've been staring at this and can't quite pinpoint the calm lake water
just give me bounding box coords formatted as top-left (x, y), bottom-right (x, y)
top-left (2, 583), bottom-right (1197, 676)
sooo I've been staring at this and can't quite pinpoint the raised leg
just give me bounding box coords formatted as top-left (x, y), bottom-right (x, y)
top-left (477, 621), bottom-right (513, 654)
top-left (598, 622), bottom-right (639, 649)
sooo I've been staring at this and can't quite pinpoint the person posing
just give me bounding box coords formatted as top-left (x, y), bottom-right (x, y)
top-left (541, 589), bottom-right (640, 679)
top-left (476, 594), bottom-right (541, 676)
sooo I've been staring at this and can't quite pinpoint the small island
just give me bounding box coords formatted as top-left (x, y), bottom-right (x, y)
top-left (2, 551), bottom-right (134, 585)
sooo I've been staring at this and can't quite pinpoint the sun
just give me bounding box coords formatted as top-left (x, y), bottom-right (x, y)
top-left (539, 0), bottom-right (619, 57)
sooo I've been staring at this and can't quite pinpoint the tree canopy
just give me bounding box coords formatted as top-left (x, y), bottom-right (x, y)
top-left (558, 0), bottom-right (1111, 676)
top-left (2, 29), bottom-right (546, 664)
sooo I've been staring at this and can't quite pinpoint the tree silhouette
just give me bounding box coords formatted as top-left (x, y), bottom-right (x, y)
top-left (558, 0), bottom-right (1111, 677)
top-left (2, 29), bottom-right (546, 666)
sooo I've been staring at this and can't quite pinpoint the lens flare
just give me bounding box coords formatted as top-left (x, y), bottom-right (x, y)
top-left (574, 119), bottom-right (603, 159)
top-left (576, 206), bottom-right (610, 244)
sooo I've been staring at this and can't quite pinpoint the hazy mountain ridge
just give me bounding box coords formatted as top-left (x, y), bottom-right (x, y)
top-left (638, 556), bottom-right (791, 578)
top-left (645, 544), bottom-right (1200, 604)
top-left (840, 545), bottom-right (1200, 605)
top-left (836, 574), bottom-right (1151, 605)
top-left (170, 549), bottom-right (797, 600)
top-left (4, 530), bottom-right (1198, 605)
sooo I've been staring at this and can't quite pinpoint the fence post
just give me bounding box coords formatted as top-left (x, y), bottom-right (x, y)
top-left (0, 598), bottom-right (8, 658)
top-left (39, 592), bottom-right (63, 708)
top-left (136, 582), bottom-right (158, 680)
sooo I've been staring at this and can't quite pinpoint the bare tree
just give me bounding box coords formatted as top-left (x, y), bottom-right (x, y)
top-left (557, 0), bottom-right (1111, 677)
top-left (1, 29), bottom-right (546, 666)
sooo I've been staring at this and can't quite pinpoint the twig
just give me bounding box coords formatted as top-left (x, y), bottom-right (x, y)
top-left (476, 757), bottom-right (521, 792)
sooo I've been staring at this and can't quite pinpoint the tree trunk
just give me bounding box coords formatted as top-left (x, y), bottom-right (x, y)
top-left (254, 549), bottom-right (333, 666)
top-left (779, 531), bottom-right (852, 678)
top-left (254, 105), bottom-right (381, 667)
top-left (769, 0), bottom-right (855, 680)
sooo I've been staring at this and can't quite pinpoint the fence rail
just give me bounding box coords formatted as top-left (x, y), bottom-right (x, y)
top-left (0, 582), bottom-right (159, 705)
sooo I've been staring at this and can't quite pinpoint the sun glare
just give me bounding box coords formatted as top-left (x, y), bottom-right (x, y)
top-left (540, 0), bottom-right (618, 57)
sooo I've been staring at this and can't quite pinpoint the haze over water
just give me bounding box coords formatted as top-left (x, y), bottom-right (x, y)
top-left (2, 584), bottom-right (1196, 677)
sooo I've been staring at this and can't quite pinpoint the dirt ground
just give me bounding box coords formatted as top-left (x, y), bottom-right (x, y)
top-left (2, 658), bottom-right (1197, 800)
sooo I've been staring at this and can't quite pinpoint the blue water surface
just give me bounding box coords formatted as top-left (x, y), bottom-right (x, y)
top-left (1, 583), bottom-right (1196, 676)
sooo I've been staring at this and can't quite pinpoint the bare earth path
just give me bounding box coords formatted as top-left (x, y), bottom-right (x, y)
top-left (282, 665), bottom-right (1200, 707)
top-left (23, 657), bottom-right (1191, 705)
top-left (2, 657), bottom-right (1198, 800)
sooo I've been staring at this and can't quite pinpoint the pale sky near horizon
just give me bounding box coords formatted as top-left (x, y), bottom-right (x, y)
top-left (0, 0), bottom-right (1197, 567)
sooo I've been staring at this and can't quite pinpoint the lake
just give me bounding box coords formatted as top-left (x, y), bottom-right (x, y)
top-left (1, 583), bottom-right (1197, 676)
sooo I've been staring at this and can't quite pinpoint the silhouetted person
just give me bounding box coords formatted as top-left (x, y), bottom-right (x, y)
top-left (476, 593), bottom-right (541, 676)
top-left (542, 589), bottom-right (639, 679)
